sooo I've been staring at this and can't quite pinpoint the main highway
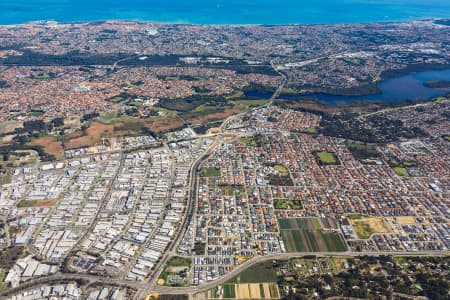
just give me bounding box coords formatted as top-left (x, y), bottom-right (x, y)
top-left (1, 250), bottom-right (447, 298)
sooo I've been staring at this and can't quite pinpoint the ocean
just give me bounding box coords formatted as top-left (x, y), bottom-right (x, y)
top-left (0, 0), bottom-right (450, 25)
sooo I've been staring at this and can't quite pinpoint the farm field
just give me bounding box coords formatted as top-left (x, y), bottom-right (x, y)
top-left (279, 218), bottom-right (347, 252)
top-left (204, 282), bottom-right (280, 299)
top-left (227, 260), bottom-right (277, 284)
top-left (278, 218), bottom-right (321, 230)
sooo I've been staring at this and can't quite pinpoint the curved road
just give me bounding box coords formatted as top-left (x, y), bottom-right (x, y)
top-left (1, 250), bottom-right (447, 298)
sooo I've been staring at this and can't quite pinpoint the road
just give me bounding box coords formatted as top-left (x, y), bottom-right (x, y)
top-left (1, 250), bottom-right (447, 298)
top-left (132, 139), bottom-right (219, 300)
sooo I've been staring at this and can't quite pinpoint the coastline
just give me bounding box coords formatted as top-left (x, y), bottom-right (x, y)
top-left (0, 17), bottom-right (448, 27)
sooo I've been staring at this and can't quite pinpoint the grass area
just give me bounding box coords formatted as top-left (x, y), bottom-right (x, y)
top-left (302, 127), bottom-right (318, 134)
top-left (109, 96), bottom-right (125, 103)
top-left (274, 164), bottom-right (288, 175)
top-left (0, 269), bottom-right (8, 292)
top-left (0, 169), bottom-right (12, 185)
top-left (226, 90), bottom-right (245, 99)
top-left (203, 167), bottom-right (221, 177)
top-left (159, 256), bottom-right (191, 287)
top-left (350, 217), bottom-right (390, 239)
top-left (17, 199), bottom-right (57, 208)
top-left (241, 137), bottom-right (258, 147)
top-left (313, 151), bottom-right (339, 165)
top-left (0, 246), bottom-right (25, 269)
top-left (97, 111), bottom-right (136, 125)
top-left (232, 99), bottom-right (271, 109)
top-left (27, 110), bottom-right (45, 117)
top-left (273, 199), bottom-right (302, 210)
top-left (0, 121), bottom-right (23, 134)
top-left (32, 74), bottom-right (51, 80)
top-left (443, 134), bottom-right (450, 141)
top-left (393, 166), bottom-right (408, 176)
top-left (227, 260), bottom-right (277, 284)
top-left (151, 107), bottom-right (179, 118)
top-left (166, 256), bottom-right (191, 268)
top-left (17, 200), bottom-right (36, 208)
top-left (223, 284), bottom-right (236, 298)
top-left (346, 140), bottom-right (380, 160)
top-left (347, 214), bottom-right (367, 220)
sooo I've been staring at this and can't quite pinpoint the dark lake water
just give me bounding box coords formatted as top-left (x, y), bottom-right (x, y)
top-left (246, 69), bottom-right (450, 104)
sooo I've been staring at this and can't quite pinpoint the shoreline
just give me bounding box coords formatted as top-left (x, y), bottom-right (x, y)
top-left (0, 17), bottom-right (447, 27)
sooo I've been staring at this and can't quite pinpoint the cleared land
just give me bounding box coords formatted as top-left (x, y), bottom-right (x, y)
top-left (17, 199), bottom-right (57, 208)
top-left (350, 217), bottom-right (390, 239)
top-left (28, 136), bottom-right (64, 158)
top-left (396, 216), bottom-right (416, 225)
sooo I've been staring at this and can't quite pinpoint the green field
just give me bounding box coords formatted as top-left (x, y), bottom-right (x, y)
top-left (345, 140), bottom-right (380, 160)
top-left (232, 99), bottom-right (271, 109)
top-left (393, 166), bottom-right (408, 176)
top-left (166, 256), bottom-right (191, 268)
top-left (241, 137), bottom-right (258, 147)
top-left (17, 200), bottom-right (37, 208)
top-left (159, 256), bottom-right (191, 287)
top-left (223, 284), bottom-right (236, 298)
top-left (273, 199), bottom-right (302, 210)
top-left (27, 110), bottom-right (45, 117)
top-left (313, 151), bottom-right (339, 165)
top-left (302, 127), bottom-right (318, 134)
top-left (274, 164), bottom-right (289, 175)
top-left (347, 214), bottom-right (367, 220)
top-left (227, 260), bottom-right (277, 284)
top-left (203, 167), bottom-right (221, 177)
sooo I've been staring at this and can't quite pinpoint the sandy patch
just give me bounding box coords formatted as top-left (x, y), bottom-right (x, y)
top-left (396, 216), bottom-right (416, 225)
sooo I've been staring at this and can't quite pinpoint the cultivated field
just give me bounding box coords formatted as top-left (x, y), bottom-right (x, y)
top-left (279, 218), bottom-right (347, 252)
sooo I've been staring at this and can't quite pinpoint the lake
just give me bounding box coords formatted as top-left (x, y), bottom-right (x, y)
top-left (1, 0), bottom-right (450, 25)
top-left (246, 69), bottom-right (450, 104)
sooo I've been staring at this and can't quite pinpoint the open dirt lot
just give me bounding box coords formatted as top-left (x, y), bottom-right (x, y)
top-left (28, 136), bottom-right (64, 158)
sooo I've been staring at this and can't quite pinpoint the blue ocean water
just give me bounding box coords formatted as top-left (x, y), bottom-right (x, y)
top-left (0, 0), bottom-right (450, 25)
